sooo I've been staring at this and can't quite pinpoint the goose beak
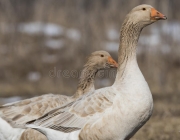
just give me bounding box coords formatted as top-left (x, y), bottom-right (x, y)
top-left (150, 8), bottom-right (167, 20)
top-left (108, 57), bottom-right (118, 68)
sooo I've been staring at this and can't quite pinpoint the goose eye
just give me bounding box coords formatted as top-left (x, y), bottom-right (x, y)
top-left (142, 8), bottom-right (146, 11)
top-left (100, 54), bottom-right (104, 57)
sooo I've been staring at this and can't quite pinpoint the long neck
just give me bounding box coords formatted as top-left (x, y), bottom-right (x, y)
top-left (73, 66), bottom-right (98, 98)
top-left (115, 19), bottom-right (144, 84)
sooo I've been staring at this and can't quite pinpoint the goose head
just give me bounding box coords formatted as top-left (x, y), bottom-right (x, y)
top-left (126, 4), bottom-right (167, 26)
top-left (86, 51), bottom-right (118, 70)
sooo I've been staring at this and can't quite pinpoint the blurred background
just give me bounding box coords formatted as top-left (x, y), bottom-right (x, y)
top-left (0, 0), bottom-right (179, 139)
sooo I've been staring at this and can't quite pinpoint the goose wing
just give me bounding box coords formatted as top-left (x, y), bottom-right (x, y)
top-left (28, 87), bottom-right (116, 133)
top-left (0, 94), bottom-right (72, 127)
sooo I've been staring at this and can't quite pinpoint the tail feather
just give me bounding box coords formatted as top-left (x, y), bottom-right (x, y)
top-left (26, 124), bottom-right (80, 140)
top-left (0, 117), bottom-right (24, 140)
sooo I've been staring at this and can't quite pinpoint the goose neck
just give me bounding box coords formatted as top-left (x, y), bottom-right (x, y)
top-left (73, 67), bottom-right (97, 98)
top-left (115, 20), bottom-right (144, 82)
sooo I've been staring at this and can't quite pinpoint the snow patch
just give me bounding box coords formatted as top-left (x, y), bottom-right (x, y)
top-left (27, 72), bottom-right (41, 82)
top-left (104, 41), bottom-right (119, 52)
top-left (106, 28), bottom-right (119, 40)
top-left (18, 22), bottom-right (64, 37)
top-left (66, 29), bottom-right (81, 41)
top-left (45, 39), bottom-right (64, 49)
top-left (0, 96), bottom-right (23, 105)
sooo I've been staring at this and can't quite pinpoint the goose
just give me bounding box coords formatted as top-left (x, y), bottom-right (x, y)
top-left (0, 51), bottom-right (118, 140)
top-left (25, 4), bottom-right (167, 140)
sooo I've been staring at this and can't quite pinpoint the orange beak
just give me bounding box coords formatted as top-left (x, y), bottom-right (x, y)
top-left (151, 8), bottom-right (167, 20)
top-left (108, 56), bottom-right (118, 68)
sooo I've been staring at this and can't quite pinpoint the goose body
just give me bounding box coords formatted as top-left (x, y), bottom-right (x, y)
top-left (26, 4), bottom-right (166, 140)
top-left (27, 63), bottom-right (152, 140)
top-left (0, 51), bottom-right (117, 140)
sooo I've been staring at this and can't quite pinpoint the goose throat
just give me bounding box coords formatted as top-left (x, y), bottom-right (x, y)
top-left (74, 67), bottom-right (97, 98)
top-left (116, 20), bottom-right (145, 81)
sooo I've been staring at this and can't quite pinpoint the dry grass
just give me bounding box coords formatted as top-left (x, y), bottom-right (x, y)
top-left (0, 0), bottom-right (179, 96)
top-left (133, 117), bottom-right (180, 140)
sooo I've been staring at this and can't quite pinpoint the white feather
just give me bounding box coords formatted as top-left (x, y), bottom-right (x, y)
top-left (0, 117), bottom-right (24, 140)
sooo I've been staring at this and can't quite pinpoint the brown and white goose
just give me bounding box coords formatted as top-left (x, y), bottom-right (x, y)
top-left (0, 51), bottom-right (117, 140)
top-left (25, 4), bottom-right (166, 140)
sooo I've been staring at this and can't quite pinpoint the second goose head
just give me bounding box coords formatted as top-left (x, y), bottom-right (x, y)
top-left (75, 51), bottom-right (117, 98)
top-left (85, 51), bottom-right (118, 70)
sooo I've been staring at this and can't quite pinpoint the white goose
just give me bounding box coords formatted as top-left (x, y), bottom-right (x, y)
top-left (26, 4), bottom-right (167, 140)
top-left (0, 51), bottom-right (117, 140)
